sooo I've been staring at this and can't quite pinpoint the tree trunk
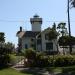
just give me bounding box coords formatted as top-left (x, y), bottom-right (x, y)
top-left (68, 0), bottom-right (72, 54)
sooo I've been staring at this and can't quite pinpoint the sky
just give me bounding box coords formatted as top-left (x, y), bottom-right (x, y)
top-left (0, 0), bottom-right (75, 47)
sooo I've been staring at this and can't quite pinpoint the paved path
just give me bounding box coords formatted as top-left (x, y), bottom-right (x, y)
top-left (12, 59), bottom-right (24, 70)
top-left (12, 60), bottom-right (56, 75)
top-left (12, 60), bottom-right (63, 75)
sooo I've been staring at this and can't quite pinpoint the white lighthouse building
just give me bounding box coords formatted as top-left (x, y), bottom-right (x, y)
top-left (16, 15), bottom-right (58, 54)
top-left (30, 15), bottom-right (42, 31)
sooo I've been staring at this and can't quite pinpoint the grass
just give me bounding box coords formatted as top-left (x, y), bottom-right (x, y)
top-left (47, 66), bottom-right (75, 74)
top-left (0, 68), bottom-right (31, 75)
top-left (9, 54), bottom-right (24, 65)
top-left (1, 54), bottom-right (75, 75)
top-left (0, 66), bottom-right (75, 75)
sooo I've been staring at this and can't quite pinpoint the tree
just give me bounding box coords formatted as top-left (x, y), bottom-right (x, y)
top-left (70, 0), bottom-right (75, 7)
top-left (67, 0), bottom-right (75, 54)
top-left (4, 42), bottom-right (15, 54)
top-left (0, 32), bottom-right (5, 43)
top-left (57, 22), bottom-right (69, 54)
top-left (57, 22), bottom-right (68, 36)
top-left (48, 24), bottom-right (59, 65)
top-left (48, 23), bottom-right (58, 40)
top-left (59, 36), bottom-right (75, 48)
top-left (68, 0), bottom-right (71, 37)
top-left (52, 23), bottom-right (56, 30)
top-left (48, 23), bottom-right (59, 54)
top-left (0, 32), bottom-right (10, 68)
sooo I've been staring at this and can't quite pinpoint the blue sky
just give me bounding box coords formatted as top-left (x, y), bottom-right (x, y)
top-left (0, 0), bottom-right (75, 47)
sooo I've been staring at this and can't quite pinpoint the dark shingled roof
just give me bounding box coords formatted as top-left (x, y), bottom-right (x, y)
top-left (23, 31), bottom-right (40, 37)
top-left (17, 31), bottom-right (40, 38)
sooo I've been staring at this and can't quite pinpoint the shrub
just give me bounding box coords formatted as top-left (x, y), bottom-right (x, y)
top-left (9, 54), bottom-right (17, 65)
top-left (22, 48), bottom-right (36, 59)
top-left (54, 55), bottom-right (75, 67)
top-left (35, 52), bottom-right (49, 67)
top-left (0, 54), bottom-right (10, 68)
top-left (22, 48), bottom-right (75, 67)
top-left (22, 48), bottom-right (36, 67)
top-left (0, 47), bottom-right (10, 68)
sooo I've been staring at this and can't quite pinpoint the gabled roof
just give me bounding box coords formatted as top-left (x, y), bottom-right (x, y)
top-left (16, 31), bottom-right (25, 38)
top-left (16, 31), bottom-right (40, 38)
top-left (23, 31), bottom-right (40, 37)
top-left (16, 27), bottom-right (57, 38)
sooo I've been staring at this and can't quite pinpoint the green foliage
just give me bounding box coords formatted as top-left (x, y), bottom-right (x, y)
top-left (57, 22), bottom-right (68, 36)
top-left (48, 29), bottom-right (58, 40)
top-left (22, 48), bottom-right (36, 67)
top-left (22, 48), bottom-right (75, 67)
top-left (0, 32), bottom-right (15, 68)
top-left (22, 48), bottom-right (36, 59)
top-left (4, 42), bottom-right (15, 54)
top-left (23, 49), bottom-right (50, 67)
top-left (0, 54), bottom-right (10, 68)
top-left (54, 55), bottom-right (75, 67)
top-left (35, 52), bottom-right (49, 67)
top-left (0, 32), bottom-right (5, 42)
top-left (0, 68), bottom-right (29, 75)
top-left (52, 23), bottom-right (56, 30)
top-left (9, 54), bottom-right (17, 65)
top-left (0, 32), bottom-right (9, 68)
top-left (70, 0), bottom-right (75, 7)
top-left (57, 22), bottom-right (66, 29)
top-left (0, 47), bottom-right (10, 68)
top-left (58, 36), bottom-right (75, 46)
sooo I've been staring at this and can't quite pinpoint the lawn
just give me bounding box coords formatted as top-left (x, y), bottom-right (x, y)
top-left (0, 66), bottom-right (75, 75)
top-left (0, 68), bottom-right (31, 75)
top-left (47, 66), bottom-right (75, 74)
top-left (9, 54), bottom-right (24, 65)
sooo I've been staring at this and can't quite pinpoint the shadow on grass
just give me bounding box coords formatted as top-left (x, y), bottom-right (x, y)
top-left (20, 66), bottom-right (75, 75)
top-left (20, 67), bottom-right (51, 75)
top-left (0, 65), bottom-right (10, 70)
top-left (56, 67), bottom-right (75, 75)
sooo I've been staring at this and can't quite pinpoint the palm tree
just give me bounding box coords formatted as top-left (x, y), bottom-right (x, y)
top-left (67, 0), bottom-right (73, 54)
top-left (68, 0), bottom-right (71, 37)
top-left (67, 0), bottom-right (75, 54)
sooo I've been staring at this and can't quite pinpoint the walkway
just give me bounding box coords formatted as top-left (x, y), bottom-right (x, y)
top-left (12, 60), bottom-right (70, 75)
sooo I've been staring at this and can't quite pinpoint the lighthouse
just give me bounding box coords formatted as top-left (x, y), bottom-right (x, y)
top-left (30, 14), bottom-right (42, 32)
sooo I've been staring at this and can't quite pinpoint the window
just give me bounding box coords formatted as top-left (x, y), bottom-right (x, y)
top-left (37, 39), bottom-right (41, 44)
top-left (25, 44), bottom-right (28, 49)
top-left (46, 42), bottom-right (53, 50)
top-left (31, 38), bottom-right (34, 41)
top-left (31, 44), bottom-right (36, 50)
top-left (45, 34), bottom-right (49, 40)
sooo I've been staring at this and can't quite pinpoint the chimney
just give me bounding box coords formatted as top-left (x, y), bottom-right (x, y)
top-left (20, 26), bottom-right (22, 32)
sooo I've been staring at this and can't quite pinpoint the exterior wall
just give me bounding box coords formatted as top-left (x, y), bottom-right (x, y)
top-left (30, 15), bottom-right (42, 32)
top-left (36, 38), bottom-right (42, 51)
top-left (37, 44), bottom-right (41, 51)
top-left (21, 37), bottom-right (31, 49)
top-left (41, 31), bottom-right (58, 51)
top-left (21, 37), bottom-right (42, 51)
top-left (41, 32), bottom-right (46, 51)
top-left (52, 39), bottom-right (58, 51)
top-left (32, 23), bottom-right (41, 31)
top-left (59, 46), bottom-right (75, 54)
